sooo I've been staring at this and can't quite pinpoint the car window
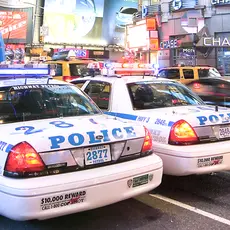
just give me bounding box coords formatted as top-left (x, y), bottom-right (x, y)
top-left (198, 68), bottom-right (222, 78)
top-left (72, 80), bottom-right (87, 89)
top-left (127, 81), bottom-right (204, 110)
top-left (55, 64), bottom-right (63, 76)
top-left (121, 8), bottom-right (137, 14)
top-left (183, 69), bottom-right (194, 79)
top-left (0, 84), bottom-right (101, 124)
top-left (158, 70), bottom-right (167, 78)
top-left (167, 69), bottom-right (180, 79)
top-left (84, 81), bottom-right (111, 110)
top-left (187, 80), bottom-right (216, 95)
top-left (69, 64), bottom-right (89, 77)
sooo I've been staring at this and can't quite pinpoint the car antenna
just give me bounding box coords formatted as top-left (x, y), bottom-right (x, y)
top-left (215, 105), bottom-right (218, 112)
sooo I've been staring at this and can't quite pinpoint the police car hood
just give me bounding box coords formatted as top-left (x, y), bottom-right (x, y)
top-left (138, 105), bottom-right (230, 127)
top-left (2, 115), bottom-right (144, 152)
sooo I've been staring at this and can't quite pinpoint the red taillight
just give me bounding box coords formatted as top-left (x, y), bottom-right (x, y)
top-left (4, 142), bottom-right (45, 173)
top-left (169, 120), bottom-right (198, 145)
top-left (63, 76), bottom-right (80, 82)
top-left (193, 83), bottom-right (201, 89)
top-left (142, 127), bottom-right (153, 152)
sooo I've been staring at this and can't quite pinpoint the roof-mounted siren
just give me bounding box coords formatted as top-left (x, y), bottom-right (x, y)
top-left (0, 63), bottom-right (57, 78)
top-left (67, 50), bottom-right (76, 60)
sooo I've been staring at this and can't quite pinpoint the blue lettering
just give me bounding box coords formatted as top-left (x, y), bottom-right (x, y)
top-left (197, 116), bottom-right (208, 125)
top-left (100, 130), bottom-right (111, 142)
top-left (49, 136), bottom-right (65, 149)
top-left (209, 115), bottom-right (219, 123)
top-left (68, 133), bottom-right (84, 146)
top-left (124, 127), bottom-right (136, 138)
top-left (112, 128), bottom-right (124, 139)
top-left (87, 131), bottom-right (102, 144)
top-left (0, 141), bottom-right (7, 151)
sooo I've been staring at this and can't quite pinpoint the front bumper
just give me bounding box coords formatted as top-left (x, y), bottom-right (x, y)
top-left (155, 141), bottom-right (230, 176)
top-left (0, 155), bottom-right (162, 221)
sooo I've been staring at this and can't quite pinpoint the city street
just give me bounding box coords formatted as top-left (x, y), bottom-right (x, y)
top-left (1, 172), bottom-right (230, 230)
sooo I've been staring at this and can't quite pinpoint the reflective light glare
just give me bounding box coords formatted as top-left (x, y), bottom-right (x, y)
top-left (71, 148), bottom-right (84, 167)
top-left (170, 120), bottom-right (198, 144)
top-left (142, 127), bottom-right (153, 152)
top-left (5, 142), bottom-right (45, 172)
top-left (111, 142), bottom-right (125, 160)
top-left (193, 83), bottom-right (201, 89)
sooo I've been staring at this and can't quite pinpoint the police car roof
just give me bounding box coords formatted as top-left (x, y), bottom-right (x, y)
top-left (73, 75), bottom-right (177, 85)
top-left (0, 78), bottom-right (69, 88)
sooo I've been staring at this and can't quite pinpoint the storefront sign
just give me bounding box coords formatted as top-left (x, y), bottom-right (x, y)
top-left (160, 39), bottom-right (178, 49)
top-left (5, 44), bottom-right (25, 63)
top-left (170, 0), bottom-right (198, 11)
top-left (0, 11), bottom-right (27, 40)
top-left (211, 0), bottom-right (230, 6)
top-left (149, 39), bottom-right (159, 50)
top-left (146, 18), bottom-right (156, 31)
top-left (56, 48), bottom-right (89, 58)
top-left (89, 50), bottom-right (109, 59)
top-left (203, 37), bottom-right (230, 47)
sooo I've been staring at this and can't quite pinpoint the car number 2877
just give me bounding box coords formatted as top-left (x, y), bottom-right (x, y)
top-left (84, 145), bottom-right (111, 166)
top-left (219, 126), bottom-right (230, 139)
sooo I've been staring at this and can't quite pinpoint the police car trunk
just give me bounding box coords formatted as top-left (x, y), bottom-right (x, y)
top-left (0, 64), bottom-right (162, 221)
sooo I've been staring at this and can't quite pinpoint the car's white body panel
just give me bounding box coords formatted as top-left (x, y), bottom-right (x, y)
top-left (0, 77), bottom-right (163, 221)
top-left (76, 76), bottom-right (230, 176)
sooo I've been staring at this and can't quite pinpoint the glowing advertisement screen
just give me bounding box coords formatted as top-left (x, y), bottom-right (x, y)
top-left (0, 11), bottom-right (27, 40)
top-left (43, 0), bottom-right (138, 45)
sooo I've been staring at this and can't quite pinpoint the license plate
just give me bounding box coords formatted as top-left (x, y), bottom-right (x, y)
top-left (219, 126), bottom-right (230, 139)
top-left (132, 174), bottom-right (149, 188)
top-left (84, 145), bottom-right (111, 166)
top-left (197, 156), bottom-right (223, 168)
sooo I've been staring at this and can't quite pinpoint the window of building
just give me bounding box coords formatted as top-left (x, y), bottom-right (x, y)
top-left (216, 33), bottom-right (230, 76)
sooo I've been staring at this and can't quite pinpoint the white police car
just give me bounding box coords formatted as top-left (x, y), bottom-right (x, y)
top-left (71, 62), bottom-right (230, 176)
top-left (0, 64), bottom-right (163, 221)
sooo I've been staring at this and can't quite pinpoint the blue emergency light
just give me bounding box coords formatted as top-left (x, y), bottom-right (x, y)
top-left (0, 64), bottom-right (56, 77)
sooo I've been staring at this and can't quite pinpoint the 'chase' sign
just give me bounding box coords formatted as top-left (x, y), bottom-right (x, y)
top-left (170, 0), bottom-right (198, 11)
top-left (203, 37), bottom-right (230, 47)
top-left (211, 0), bottom-right (230, 5)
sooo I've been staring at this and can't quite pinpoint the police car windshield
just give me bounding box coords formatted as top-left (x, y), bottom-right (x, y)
top-left (0, 84), bottom-right (101, 124)
top-left (128, 81), bottom-right (204, 110)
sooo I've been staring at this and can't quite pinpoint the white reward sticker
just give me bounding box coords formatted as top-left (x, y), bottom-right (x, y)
top-left (40, 190), bottom-right (86, 211)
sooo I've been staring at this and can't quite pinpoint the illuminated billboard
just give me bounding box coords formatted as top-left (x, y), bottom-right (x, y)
top-left (0, 11), bottom-right (27, 40)
top-left (43, 0), bottom-right (138, 45)
top-left (126, 22), bottom-right (148, 49)
top-left (0, 7), bottom-right (33, 44)
top-left (43, 0), bottom-right (105, 45)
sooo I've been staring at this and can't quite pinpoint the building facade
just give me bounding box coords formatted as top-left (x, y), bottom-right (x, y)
top-left (130, 0), bottom-right (230, 75)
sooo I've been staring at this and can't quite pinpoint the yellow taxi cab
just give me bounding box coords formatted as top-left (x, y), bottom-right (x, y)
top-left (45, 58), bottom-right (94, 82)
top-left (157, 65), bottom-right (222, 85)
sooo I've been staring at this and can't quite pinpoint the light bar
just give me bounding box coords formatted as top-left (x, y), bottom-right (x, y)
top-left (0, 64), bottom-right (56, 77)
top-left (104, 62), bottom-right (154, 69)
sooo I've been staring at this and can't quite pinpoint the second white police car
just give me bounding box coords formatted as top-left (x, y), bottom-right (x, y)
top-left (72, 62), bottom-right (230, 176)
top-left (0, 64), bottom-right (163, 221)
